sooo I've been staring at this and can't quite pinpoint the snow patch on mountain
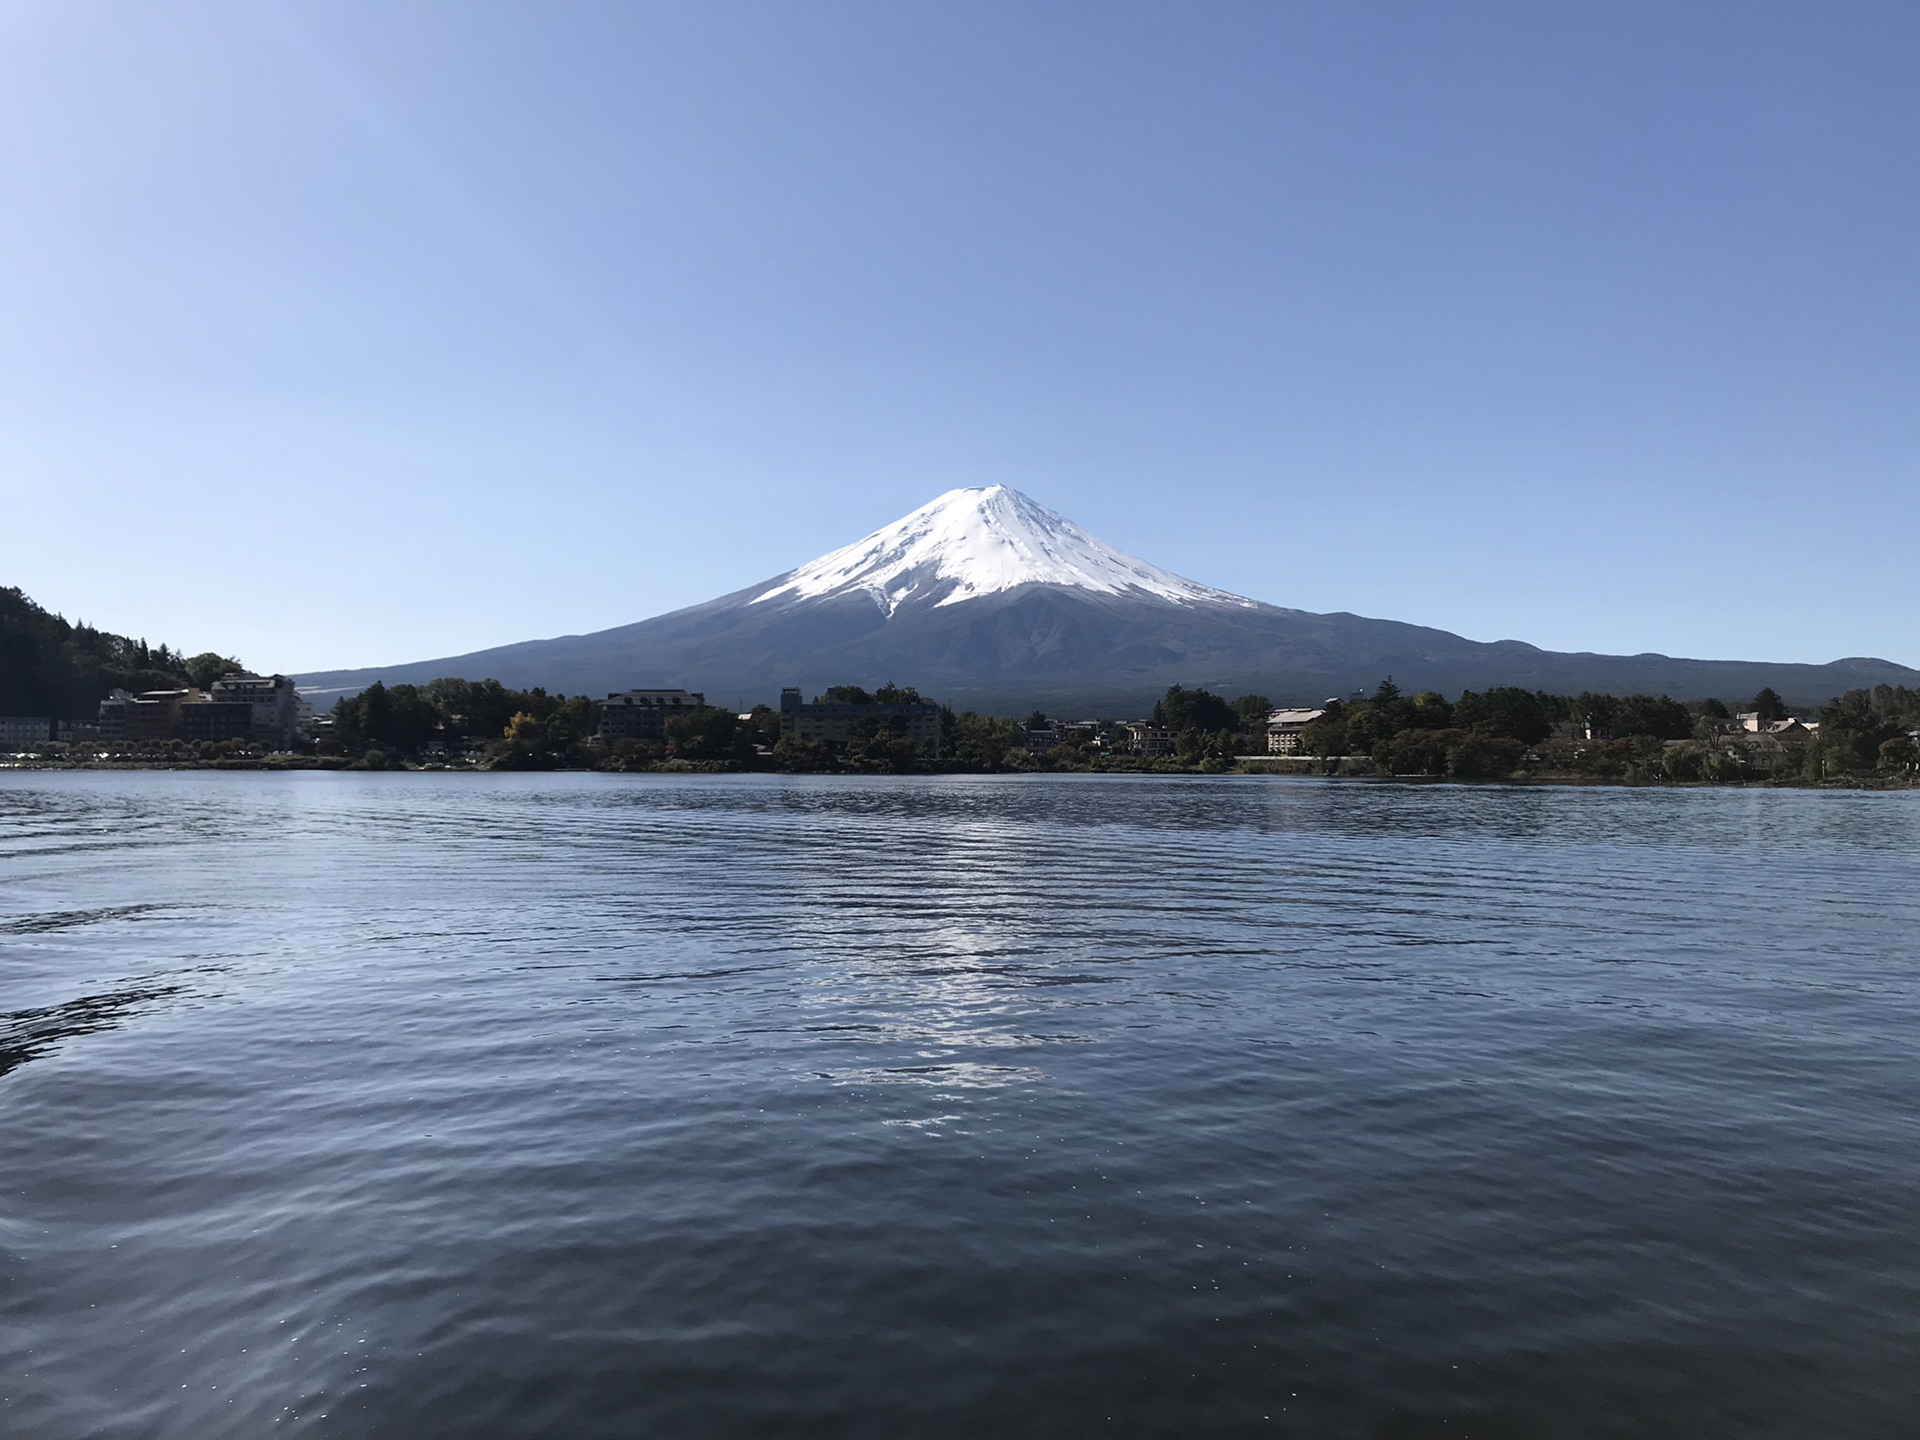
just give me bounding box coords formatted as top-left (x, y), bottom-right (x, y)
top-left (752, 486), bottom-right (1257, 617)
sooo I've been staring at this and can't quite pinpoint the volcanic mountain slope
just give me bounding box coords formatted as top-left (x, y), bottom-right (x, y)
top-left (295, 486), bottom-right (1919, 712)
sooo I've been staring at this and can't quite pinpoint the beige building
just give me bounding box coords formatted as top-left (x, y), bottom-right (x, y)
top-left (1265, 708), bottom-right (1327, 754)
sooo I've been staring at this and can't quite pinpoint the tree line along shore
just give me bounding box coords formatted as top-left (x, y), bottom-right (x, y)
top-left (8, 673), bottom-right (1916, 790)
top-left (4, 585), bottom-right (1916, 786)
top-left (322, 675), bottom-right (1918, 786)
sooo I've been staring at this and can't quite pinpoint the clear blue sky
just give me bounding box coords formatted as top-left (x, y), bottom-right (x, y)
top-left (2, 1), bottom-right (1914, 674)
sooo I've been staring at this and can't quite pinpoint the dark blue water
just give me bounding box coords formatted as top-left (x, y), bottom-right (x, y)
top-left (2, 772), bottom-right (1917, 1438)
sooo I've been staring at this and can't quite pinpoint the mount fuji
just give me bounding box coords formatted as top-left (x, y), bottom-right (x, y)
top-left (295, 486), bottom-right (1917, 711)
top-left (747, 485), bottom-right (1258, 617)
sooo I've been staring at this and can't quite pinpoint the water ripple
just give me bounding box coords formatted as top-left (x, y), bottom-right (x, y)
top-left (1, 771), bottom-right (1917, 1438)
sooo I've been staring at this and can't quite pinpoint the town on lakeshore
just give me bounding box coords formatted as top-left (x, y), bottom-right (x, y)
top-left (3, 584), bottom-right (1916, 786)
top-left (4, 670), bottom-right (1917, 788)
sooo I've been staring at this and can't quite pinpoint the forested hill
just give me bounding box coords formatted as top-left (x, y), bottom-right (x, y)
top-left (0, 586), bottom-right (241, 721)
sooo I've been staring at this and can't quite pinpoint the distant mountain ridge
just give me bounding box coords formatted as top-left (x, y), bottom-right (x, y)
top-left (293, 487), bottom-right (1920, 712)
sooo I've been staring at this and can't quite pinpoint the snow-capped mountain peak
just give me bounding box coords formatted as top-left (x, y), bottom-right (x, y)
top-left (751, 486), bottom-right (1257, 617)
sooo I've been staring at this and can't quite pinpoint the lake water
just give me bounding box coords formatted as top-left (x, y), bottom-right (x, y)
top-left (2, 771), bottom-right (1917, 1438)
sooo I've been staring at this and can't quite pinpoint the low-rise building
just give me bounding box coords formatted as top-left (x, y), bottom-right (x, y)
top-left (1734, 712), bottom-right (1819, 735)
top-left (1124, 722), bottom-right (1176, 756)
top-left (779, 687), bottom-right (941, 752)
top-left (596, 689), bottom-right (707, 743)
top-left (0, 716), bottom-right (53, 748)
top-left (1714, 718), bottom-right (1817, 773)
top-left (1265, 708), bottom-right (1327, 754)
top-left (1023, 722), bottom-right (1069, 755)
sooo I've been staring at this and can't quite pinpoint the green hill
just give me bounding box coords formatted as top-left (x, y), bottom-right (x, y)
top-left (0, 586), bottom-right (240, 722)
